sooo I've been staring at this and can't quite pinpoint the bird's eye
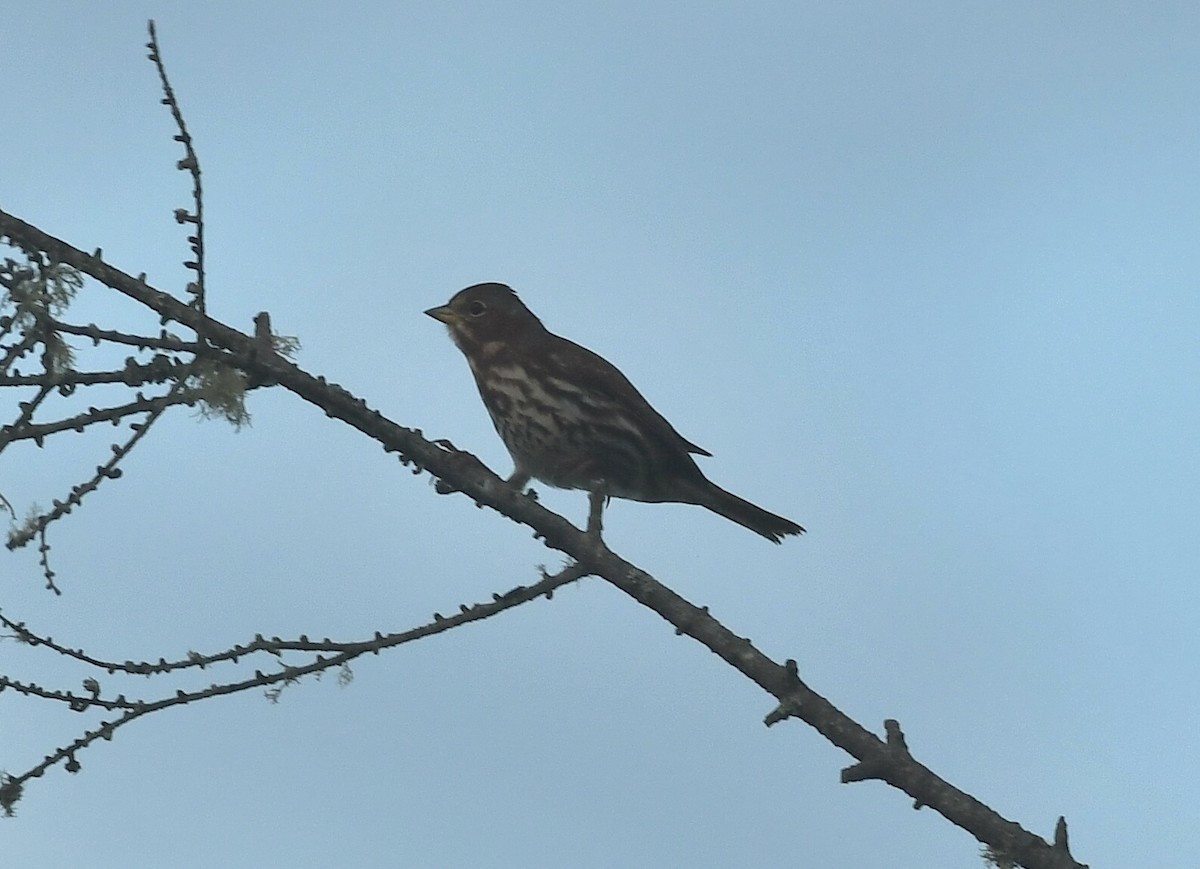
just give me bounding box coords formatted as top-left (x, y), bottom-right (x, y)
top-left (467, 300), bottom-right (487, 317)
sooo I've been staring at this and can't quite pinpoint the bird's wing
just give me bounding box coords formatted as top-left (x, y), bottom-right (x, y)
top-left (545, 334), bottom-right (713, 458)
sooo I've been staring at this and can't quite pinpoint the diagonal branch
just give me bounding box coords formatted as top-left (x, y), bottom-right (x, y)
top-left (0, 562), bottom-right (587, 677)
top-left (0, 207), bottom-right (1087, 869)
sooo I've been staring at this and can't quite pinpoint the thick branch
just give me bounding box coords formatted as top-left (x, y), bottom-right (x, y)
top-left (0, 208), bottom-right (1086, 869)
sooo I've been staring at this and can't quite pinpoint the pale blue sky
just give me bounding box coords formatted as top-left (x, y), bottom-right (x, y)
top-left (4, 4), bottom-right (1198, 867)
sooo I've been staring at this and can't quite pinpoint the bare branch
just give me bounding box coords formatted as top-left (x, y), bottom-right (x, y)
top-left (0, 207), bottom-right (1089, 867)
top-left (0, 562), bottom-right (589, 805)
top-left (147, 20), bottom-right (206, 314)
top-left (6, 363), bottom-right (199, 553)
top-left (0, 563), bottom-right (586, 677)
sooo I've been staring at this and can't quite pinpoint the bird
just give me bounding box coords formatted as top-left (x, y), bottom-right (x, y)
top-left (425, 282), bottom-right (804, 543)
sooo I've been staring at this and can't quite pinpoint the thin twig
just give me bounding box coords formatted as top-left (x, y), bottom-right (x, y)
top-left (0, 563), bottom-right (589, 796)
top-left (6, 363), bottom-right (200, 552)
top-left (147, 20), bottom-right (205, 314)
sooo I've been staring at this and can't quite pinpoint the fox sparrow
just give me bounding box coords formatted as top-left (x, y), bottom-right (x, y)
top-left (425, 283), bottom-right (804, 542)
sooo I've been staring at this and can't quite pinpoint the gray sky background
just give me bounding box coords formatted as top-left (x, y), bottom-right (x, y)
top-left (4, 4), bottom-right (1197, 867)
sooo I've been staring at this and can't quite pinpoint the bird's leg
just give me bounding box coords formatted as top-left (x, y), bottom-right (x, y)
top-left (586, 490), bottom-right (607, 541)
top-left (506, 468), bottom-right (532, 493)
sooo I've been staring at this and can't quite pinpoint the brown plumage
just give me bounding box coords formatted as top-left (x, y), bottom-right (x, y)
top-left (425, 282), bottom-right (804, 542)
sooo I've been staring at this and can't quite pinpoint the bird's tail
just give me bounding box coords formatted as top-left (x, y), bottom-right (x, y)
top-left (695, 482), bottom-right (805, 543)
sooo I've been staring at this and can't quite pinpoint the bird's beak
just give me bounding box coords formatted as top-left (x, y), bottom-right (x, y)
top-left (424, 304), bottom-right (457, 325)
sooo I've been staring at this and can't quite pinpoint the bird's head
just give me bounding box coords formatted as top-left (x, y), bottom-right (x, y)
top-left (425, 283), bottom-right (545, 355)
